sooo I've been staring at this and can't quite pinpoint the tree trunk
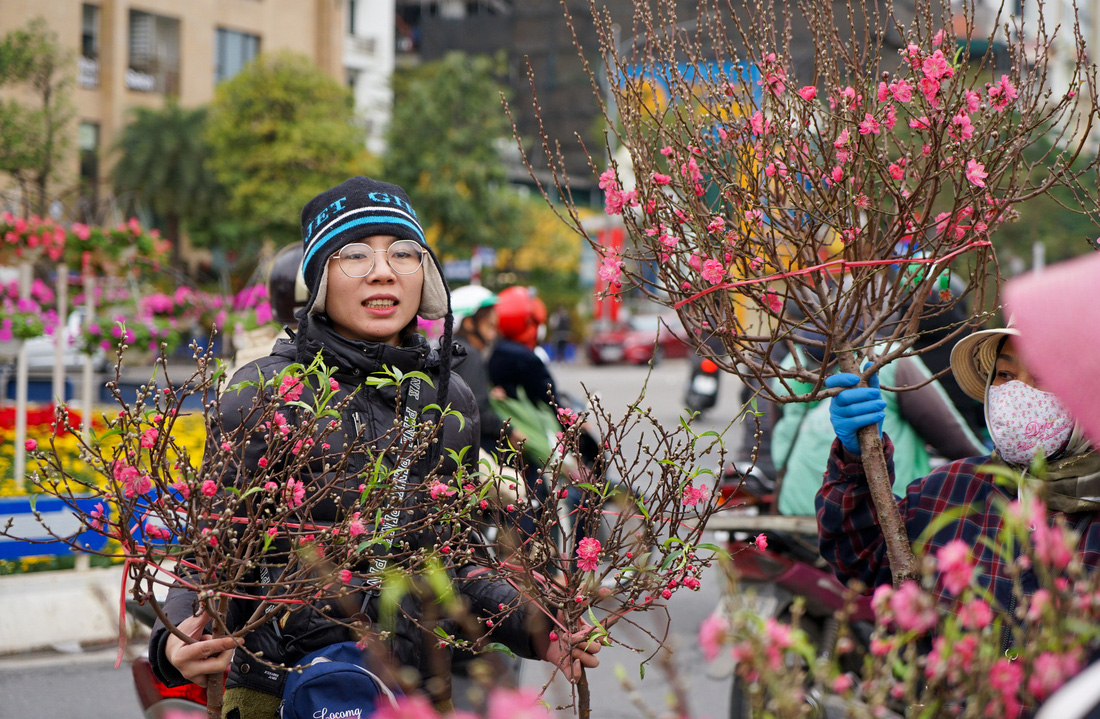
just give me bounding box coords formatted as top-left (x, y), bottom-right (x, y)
top-left (835, 353), bottom-right (918, 585)
top-left (577, 666), bottom-right (591, 719)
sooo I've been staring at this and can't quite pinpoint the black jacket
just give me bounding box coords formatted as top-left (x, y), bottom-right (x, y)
top-left (148, 319), bottom-right (539, 698)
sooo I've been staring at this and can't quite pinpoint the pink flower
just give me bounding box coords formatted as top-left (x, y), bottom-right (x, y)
top-left (486, 687), bottom-right (546, 719)
top-left (832, 674), bottom-right (854, 693)
top-left (682, 483), bottom-right (710, 506)
top-left (965, 159), bottom-right (988, 187)
top-left (348, 512), bottom-right (366, 537)
top-left (858, 113), bottom-right (881, 135)
top-left (698, 612), bottom-right (730, 661)
top-left (429, 481), bottom-right (455, 500)
top-left (659, 146), bottom-right (674, 156)
top-left (749, 111), bottom-right (768, 135)
top-left (339, 569), bottom-right (352, 584)
top-left (888, 161), bottom-right (905, 180)
top-left (754, 533), bottom-right (768, 551)
top-left (830, 166), bottom-right (844, 184)
top-left (140, 427), bottom-right (158, 448)
top-left (957, 597), bottom-right (994, 629)
top-left (989, 75), bottom-right (1018, 111)
top-left (833, 128), bottom-right (850, 148)
top-left (921, 49), bottom-right (952, 80)
top-left (798, 85), bottom-right (817, 101)
top-left (1032, 521), bottom-right (1074, 571)
top-left (889, 580), bottom-right (936, 634)
top-left (172, 481), bottom-right (190, 500)
top-left (89, 502), bottom-right (106, 531)
top-left (1028, 651), bottom-right (1081, 701)
top-left (950, 113), bottom-right (974, 140)
top-left (965, 89), bottom-right (981, 112)
top-left (761, 291), bottom-right (783, 313)
top-left (201, 479), bottom-right (218, 497)
top-left (936, 539), bottom-right (974, 595)
top-left (116, 462), bottom-right (152, 498)
top-left (576, 537), bottom-right (601, 572)
top-left (763, 617), bottom-right (793, 671)
top-left (24, 439), bottom-right (36, 451)
top-left (909, 116), bottom-right (931, 131)
top-left (278, 375), bottom-right (304, 401)
top-left (272, 412), bottom-right (291, 437)
top-left (919, 77), bottom-right (941, 104)
top-left (701, 259), bottom-right (725, 285)
top-left (556, 407), bottom-right (578, 426)
top-left (285, 478), bottom-right (305, 508)
top-left (598, 254), bottom-right (624, 286)
top-left (373, 695), bottom-right (443, 719)
top-left (329, 377), bottom-right (340, 392)
top-left (652, 172), bottom-right (672, 185)
top-left (989, 658), bottom-right (1024, 717)
top-left (892, 79), bottom-right (913, 103)
top-left (257, 457), bottom-right (269, 468)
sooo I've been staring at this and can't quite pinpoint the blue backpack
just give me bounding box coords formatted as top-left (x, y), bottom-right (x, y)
top-left (280, 641), bottom-right (400, 719)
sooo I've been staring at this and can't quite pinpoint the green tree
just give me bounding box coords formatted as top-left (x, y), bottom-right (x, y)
top-left (205, 51), bottom-right (370, 256)
top-left (111, 103), bottom-right (223, 270)
top-left (0, 18), bottom-right (73, 216)
top-left (384, 51), bottom-right (524, 258)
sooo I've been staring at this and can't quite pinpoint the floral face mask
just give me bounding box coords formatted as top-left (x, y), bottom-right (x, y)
top-left (986, 380), bottom-right (1075, 466)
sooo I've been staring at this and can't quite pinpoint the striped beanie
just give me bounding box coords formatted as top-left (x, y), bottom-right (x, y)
top-left (299, 176), bottom-right (449, 320)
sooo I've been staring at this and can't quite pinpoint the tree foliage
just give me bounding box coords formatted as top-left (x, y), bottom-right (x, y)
top-left (384, 52), bottom-right (525, 258)
top-left (0, 18), bottom-right (73, 216)
top-left (204, 51), bottom-right (370, 255)
top-left (111, 103), bottom-right (224, 267)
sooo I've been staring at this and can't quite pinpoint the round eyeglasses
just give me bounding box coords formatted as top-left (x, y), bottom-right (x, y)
top-left (331, 241), bottom-right (425, 277)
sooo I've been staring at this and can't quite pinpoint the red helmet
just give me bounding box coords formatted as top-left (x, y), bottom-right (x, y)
top-left (496, 286), bottom-right (546, 349)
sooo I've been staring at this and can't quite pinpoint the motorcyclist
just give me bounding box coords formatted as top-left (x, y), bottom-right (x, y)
top-left (817, 324), bottom-right (1100, 610)
top-left (450, 285), bottom-right (523, 455)
top-left (228, 244), bottom-right (309, 374)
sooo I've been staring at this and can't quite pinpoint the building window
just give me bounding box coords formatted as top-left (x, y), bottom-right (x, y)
top-left (346, 66), bottom-right (361, 91)
top-left (78, 121), bottom-right (100, 204)
top-left (348, 0), bottom-right (358, 35)
top-left (79, 4), bottom-right (100, 89)
top-left (215, 28), bottom-right (261, 84)
top-left (128, 10), bottom-right (180, 94)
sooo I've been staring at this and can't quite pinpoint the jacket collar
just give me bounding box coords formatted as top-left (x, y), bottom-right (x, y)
top-left (292, 315), bottom-right (435, 377)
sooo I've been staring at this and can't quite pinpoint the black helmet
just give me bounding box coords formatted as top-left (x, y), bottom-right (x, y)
top-left (268, 244), bottom-right (308, 326)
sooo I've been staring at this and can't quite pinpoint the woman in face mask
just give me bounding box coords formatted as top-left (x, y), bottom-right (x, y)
top-left (815, 324), bottom-right (1100, 612)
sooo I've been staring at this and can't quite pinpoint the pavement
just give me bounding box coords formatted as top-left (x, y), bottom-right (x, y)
top-left (0, 565), bottom-right (129, 655)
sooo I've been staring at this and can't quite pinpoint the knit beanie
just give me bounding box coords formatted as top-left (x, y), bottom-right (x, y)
top-left (299, 176), bottom-right (449, 320)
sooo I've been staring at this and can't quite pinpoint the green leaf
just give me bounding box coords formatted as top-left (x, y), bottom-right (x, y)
top-left (480, 642), bottom-right (516, 658)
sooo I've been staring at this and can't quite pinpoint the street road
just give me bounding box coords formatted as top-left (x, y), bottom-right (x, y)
top-left (0, 358), bottom-right (748, 719)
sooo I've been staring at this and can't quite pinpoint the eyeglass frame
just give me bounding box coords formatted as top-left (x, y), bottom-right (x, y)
top-left (329, 240), bottom-right (426, 278)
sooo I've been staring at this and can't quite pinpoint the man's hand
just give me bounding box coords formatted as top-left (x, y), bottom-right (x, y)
top-left (826, 372), bottom-right (885, 455)
top-left (533, 612), bottom-right (602, 681)
top-left (164, 611), bottom-right (241, 687)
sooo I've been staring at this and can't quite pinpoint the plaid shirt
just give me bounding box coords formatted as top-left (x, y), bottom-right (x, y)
top-left (816, 436), bottom-right (1100, 610)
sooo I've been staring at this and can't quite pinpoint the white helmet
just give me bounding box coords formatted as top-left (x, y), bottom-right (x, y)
top-left (450, 285), bottom-right (498, 328)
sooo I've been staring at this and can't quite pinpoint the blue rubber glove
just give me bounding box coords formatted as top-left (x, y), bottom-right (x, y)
top-left (826, 372), bottom-right (885, 455)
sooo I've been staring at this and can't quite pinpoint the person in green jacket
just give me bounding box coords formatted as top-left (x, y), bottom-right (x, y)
top-left (771, 335), bottom-right (986, 516)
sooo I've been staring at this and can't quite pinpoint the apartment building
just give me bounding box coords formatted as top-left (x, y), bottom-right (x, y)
top-left (0, 0), bottom-right (392, 213)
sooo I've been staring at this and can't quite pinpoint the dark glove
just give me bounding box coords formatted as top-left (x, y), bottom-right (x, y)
top-left (826, 372), bottom-right (885, 455)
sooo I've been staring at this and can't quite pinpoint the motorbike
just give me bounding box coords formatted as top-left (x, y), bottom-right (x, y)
top-left (128, 600), bottom-right (209, 718)
top-left (684, 341), bottom-right (723, 414)
top-left (707, 462), bottom-right (876, 719)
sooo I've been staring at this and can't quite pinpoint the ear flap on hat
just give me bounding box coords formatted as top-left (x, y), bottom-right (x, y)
top-left (308, 263), bottom-right (331, 316)
top-left (419, 257), bottom-right (449, 320)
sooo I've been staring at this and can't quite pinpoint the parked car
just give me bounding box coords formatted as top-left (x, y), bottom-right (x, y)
top-left (586, 313), bottom-right (691, 365)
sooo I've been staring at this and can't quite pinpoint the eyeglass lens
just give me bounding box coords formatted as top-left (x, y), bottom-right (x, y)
top-left (337, 241), bottom-right (424, 277)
